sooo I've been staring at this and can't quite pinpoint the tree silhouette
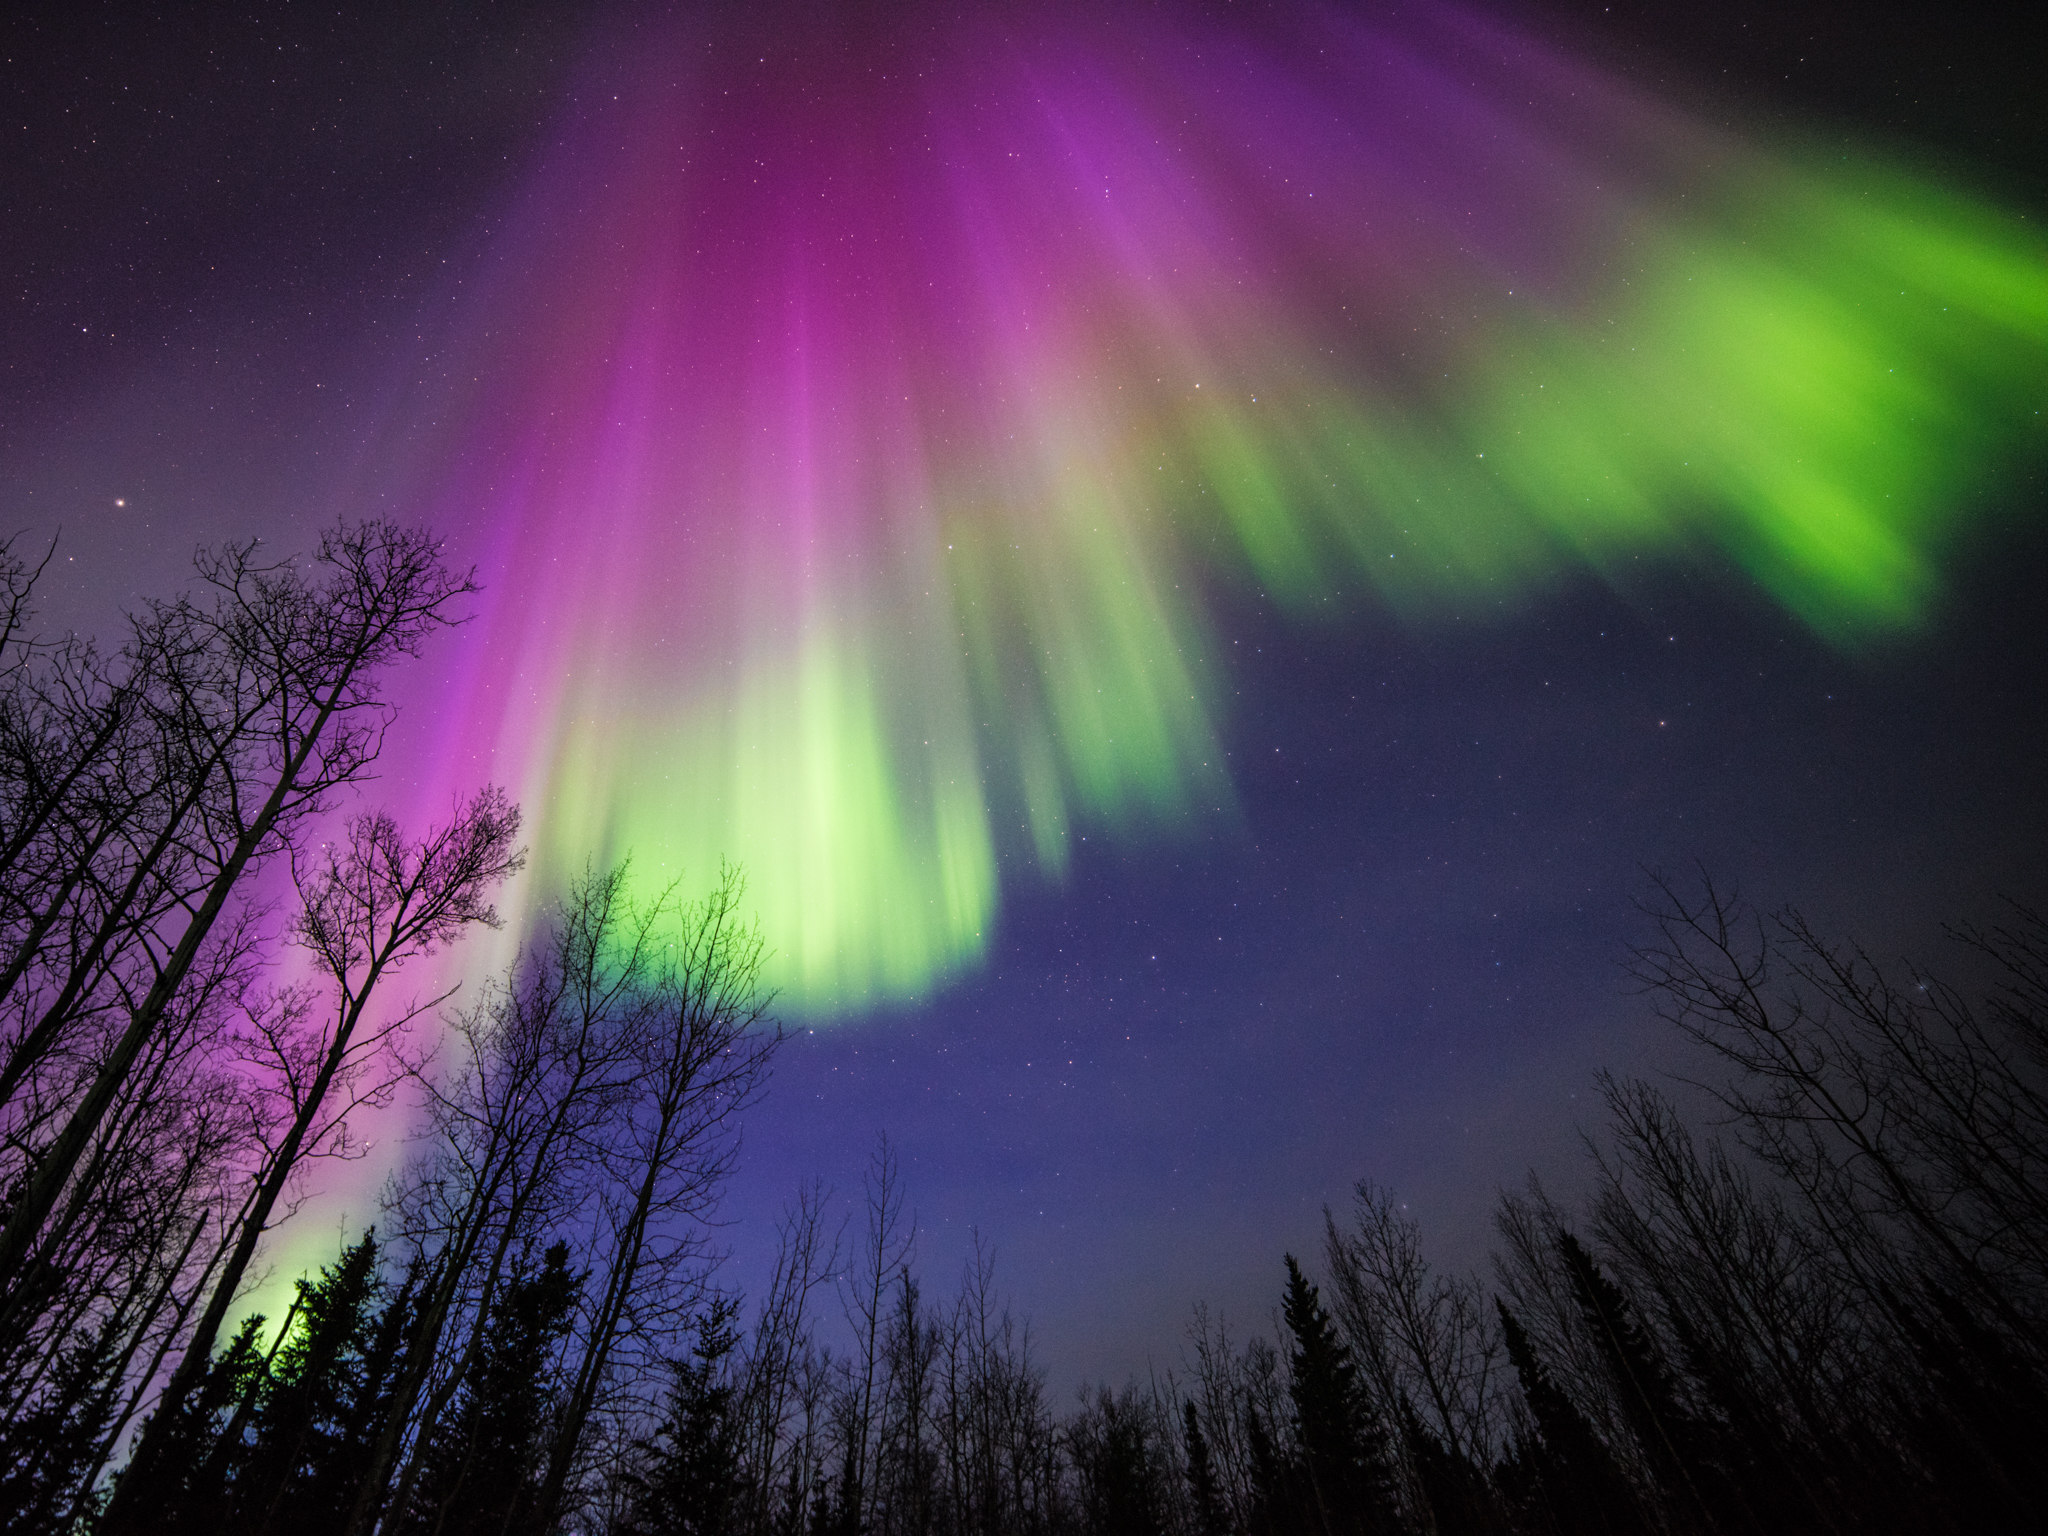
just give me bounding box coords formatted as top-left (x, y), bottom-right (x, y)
top-left (531, 863), bottom-right (779, 1529)
top-left (1184, 1400), bottom-right (1230, 1536)
top-left (617, 1297), bottom-right (745, 1536)
top-left (1282, 1253), bottom-right (1399, 1536)
top-left (399, 1239), bottom-right (581, 1536)
top-left (1496, 1299), bottom-right (1647, 1536)
top-left (106, 787), bottom-right (522, 1530)
top-left (1, 522), bottom-right (477, 1320)
top-left (1068, 1385), bottom-right (1167, 1536)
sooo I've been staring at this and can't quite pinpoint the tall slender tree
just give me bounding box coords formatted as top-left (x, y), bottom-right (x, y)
top-left (0, 522), bottom-right (477, 1322)
top-left (105, 788), bottom-right (521, 1531)
top-left (1281, 1254), bottom-right (1399, 1536)
top-left (533, 864), bottom-right (779, 1528)
top-left (1495, 1300), bottom-right (1647, 1536)
top-left (1183, 1400), bottom-right (1230, 1536)
top-left (616, 1297), bottom-right (746, 1536)
top-left (397, 1239), bottom-right (582, 1536)
top-left (355, 864), bottom-right (655, 1536)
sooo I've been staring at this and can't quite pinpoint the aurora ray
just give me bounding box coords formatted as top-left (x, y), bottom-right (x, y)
top-left (370, 1), bottom-right (2047, 1012)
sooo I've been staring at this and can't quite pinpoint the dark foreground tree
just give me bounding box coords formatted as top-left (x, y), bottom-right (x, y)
top-left (1495, 1300), bottom-right (1647, 1536)
top-left (0, 522), bottom-right (478, 1315)
top-left (531, 863), bottom-right (779, 1528)
top-left (1066, 1383), bottom-right (1170, 1536)
top-left (397, 1239), bottom-right (582, 1536)
top-left (104, 788), bottom-right (522, 1531)
top-left (1183, 1400), bottom-right (1229, 1536)
top-left (615, 1298), bottom-right (745, 1536)
top-left (346, 863), bottom-right (652, 1536)
top-left (128, 1230), bottom-right (414, 1536)
top-left (1283, 1254), bottom-right (1401, 1536)
top-left (1631, 880), bottom-right (2048, 1359)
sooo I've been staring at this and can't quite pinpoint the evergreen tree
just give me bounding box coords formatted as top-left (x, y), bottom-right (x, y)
top-left (1281, 1254), bottom-right (1399, 1536)
top-left (1555, 1231), bottom-right (1740, 1528)
top-left (1243, 1405), bottom-right (1298, 1536)
top-left (126, 1312), bottom-right (272, 1534)
top-left (808, 1452), bottom-right (849, 1536)
top-left (101, 1230), bottom-right (419, 1536)
top-left (1892, 1280), bottom-right (2048, 1530)
top-left (1494, 1301), bottom-right (1646, 1536)
top-left (325, 1256), bottom-right (426, 1518)
top-left (1070, 1385), bottom-right (1167, 1536)
top-left (1660, 1296), bottom-right (1824, 1536)
top-left (1396, 1401), bottom-right (1501, 1536)
top-left (398, 1240), bottom-right (580, 1536)
top-left (619, 1297), bottom-right (745, 1536)
top-left (1184, 1400), bottom-right (1231, 1536)
top-left (0, 1312), bottom-right (125, 1529)
top-left (225, 1231), bottom-right (385, 1533)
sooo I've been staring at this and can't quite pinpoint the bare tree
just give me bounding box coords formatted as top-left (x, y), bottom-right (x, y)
top-left (104, 787), bottom-right (521, 1531)
top-left (878, 1266), bottom-right (944, 1536)
top-left (0, 896), bottom-right (276, 1528)
top-left (934, 1234), bottom-right (1063, 1536)
top-left (1179, 1304), bottom-right (1274, 1536)
top-left (832, 1134), bottom-right (916, 1533)
top-left (1590, 1076), bottom-right (1873, 1442)
top-left (532, 863), bottom-right (779, 1529)
top-left (733, 1181), bottom-right (839, 1535)
top-left (362, 863), bottom-right (661, 1536)
top-left (1632, 877), bottom-right (2048, 1358)
top-left (1492, 1176), bottom-right (1650, 1491)
top-left (1324, 1182), bottom-right (1505, 1466)
top-left (0, 521), bottom-right (477, 1321)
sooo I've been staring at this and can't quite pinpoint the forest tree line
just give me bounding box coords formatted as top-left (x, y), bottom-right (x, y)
top-left (0, 522), bottom-right (2043, 1533)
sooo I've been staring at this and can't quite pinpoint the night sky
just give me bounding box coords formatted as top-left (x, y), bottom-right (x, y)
top-left (5, 0), bottom-right (2045, 1393)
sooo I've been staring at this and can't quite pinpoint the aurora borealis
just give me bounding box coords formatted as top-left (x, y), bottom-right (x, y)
top-left (6, 0), bottom-right (2046, 1385)
top-left (362, 1), bottom-right (2047, 1010)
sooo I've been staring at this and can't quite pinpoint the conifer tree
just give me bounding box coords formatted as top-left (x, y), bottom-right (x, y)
top-left (1554, 1231), bottom-right (1737, 1526)
top-left (619, 1297), bottom-right (745, 1536)
top-left (215, 1231), bottom-right (427, 1536)
top-left (236, 1232), bottom-right (382, 1526)
top-left (1281, 1254), bottom-right (1399, 1536)
top-left (1184, 1400), bottom-right (1231, 1536)
top-left (1495, 1301), bottom-right (1646, 1536)
top-left (1396, 1401), bottom-right (1501, 1536)
top-left (135, 1313), bottom-right (272, 1533)
top-left (1659, 1297), bottom-right (1822, 1536)
top-left (1243, 1405), bottom-right (1295, 1536)
top-left (0, 1312), bottom-right (124, 1529)
top-left (397, 1240), bottom-right (580, 1536)
top-left (1070, 1385), bottom-right (1167, 1536)
top-left (1891, 1280), bottom-right (2048, 1529)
